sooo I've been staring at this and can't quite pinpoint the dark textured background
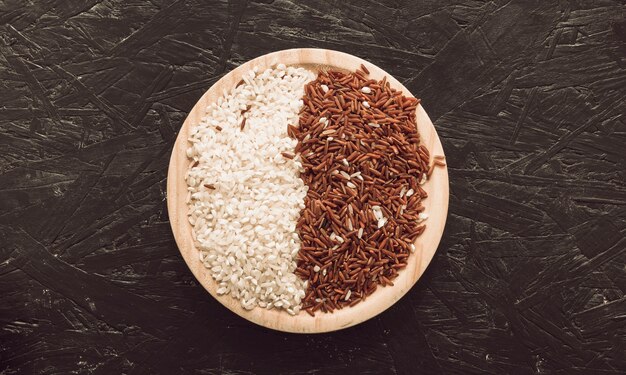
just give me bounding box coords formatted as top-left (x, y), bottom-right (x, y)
top-left (1, 0), bottom-right (625, 374)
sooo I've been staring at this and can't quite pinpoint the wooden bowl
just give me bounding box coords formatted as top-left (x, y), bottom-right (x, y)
top-left (167, 48), bottom-right (449, 333)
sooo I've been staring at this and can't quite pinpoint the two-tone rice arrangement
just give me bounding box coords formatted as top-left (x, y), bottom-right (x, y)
top-left (185, 63), bottom-right (444, 315)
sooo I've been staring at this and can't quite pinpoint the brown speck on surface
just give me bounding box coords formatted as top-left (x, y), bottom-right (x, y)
top-left (427, 163), bottom-right (435, 177)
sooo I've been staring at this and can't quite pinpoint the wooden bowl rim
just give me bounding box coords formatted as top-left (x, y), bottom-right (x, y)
top-left (167, 48), bottom-right (449, 333)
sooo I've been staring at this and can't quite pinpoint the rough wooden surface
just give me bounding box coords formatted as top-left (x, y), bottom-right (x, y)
top-left (0, 0), bottom-right (624, 373)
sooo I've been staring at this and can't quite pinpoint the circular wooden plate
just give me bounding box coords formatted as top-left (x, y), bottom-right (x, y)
top-left (167, 48), bottom-right (449, 333)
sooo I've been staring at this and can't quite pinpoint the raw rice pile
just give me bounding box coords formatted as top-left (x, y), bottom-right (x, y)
top-left (186, 62), bottom-right (442, 315)
top-left (292, 66), bottom-right (433, 315)
top-left (186, 64), bottom-right (316, 314)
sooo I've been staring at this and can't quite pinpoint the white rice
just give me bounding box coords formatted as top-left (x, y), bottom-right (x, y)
top-left (186, 64), bottom-right (316, 313)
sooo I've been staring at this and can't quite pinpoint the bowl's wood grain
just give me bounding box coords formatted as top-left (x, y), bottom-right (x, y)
top-left (167, 48), bottom-right (449, 333)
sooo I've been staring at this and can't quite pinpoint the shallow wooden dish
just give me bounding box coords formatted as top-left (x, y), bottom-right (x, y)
top-left (167, 48), bottom-right (449, 333)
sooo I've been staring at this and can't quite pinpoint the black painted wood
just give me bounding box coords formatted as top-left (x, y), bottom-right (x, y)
top-left (1, 1), bottom-right (625, 374)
